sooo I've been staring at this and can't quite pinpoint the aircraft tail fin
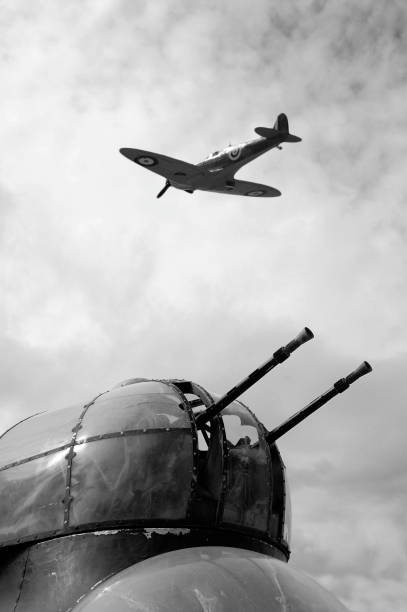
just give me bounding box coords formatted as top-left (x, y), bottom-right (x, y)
top-left (273, 113), bottom-right (289, 133)
top-left (255, 113), bottom-right (301, 142)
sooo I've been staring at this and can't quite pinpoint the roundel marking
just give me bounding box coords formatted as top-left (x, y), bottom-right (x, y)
top-left (135, 155), bottom-right (158, 166)
top-left (228, 146), bottom-right (241, 161)
top-left (247, 190), bottom-right (265, 197)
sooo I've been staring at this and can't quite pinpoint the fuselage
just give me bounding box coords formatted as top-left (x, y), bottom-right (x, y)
top-left (197, 135), bottom-right (283, 175)
top-left (169, 135), bottom-right (284, 193)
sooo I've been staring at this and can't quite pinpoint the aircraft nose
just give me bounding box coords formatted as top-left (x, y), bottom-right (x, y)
top-left (71, 547), bottom-right (349, 612)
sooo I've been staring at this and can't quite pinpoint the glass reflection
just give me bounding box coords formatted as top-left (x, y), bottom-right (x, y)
top-left (268, 444), bottom-right (285, 540)
top-left (0, 405), bottom-right (83, 468)
top-left (110, 381), bottom-right (176, 395)
top-left (80, 391), bottom-right (189, 440)
top-left (222, 444), bottom-right (268, 531)
top-left (0, 450), bottom-right (66, 542)
top-left (221, 401), bottom-right (268, 532)
top-left (69, 432), bottom-right (193, 526)
top-left (283, 474), bottom-right (292, 546)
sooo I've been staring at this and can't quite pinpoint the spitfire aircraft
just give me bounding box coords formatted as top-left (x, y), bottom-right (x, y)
top-left (120, 112), bottom-right (301, 198)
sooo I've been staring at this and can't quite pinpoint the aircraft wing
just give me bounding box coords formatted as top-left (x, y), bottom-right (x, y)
top-left (120, 148), bottom-right (209, 185)
top-left (206, 179), bottom-right (281, 197)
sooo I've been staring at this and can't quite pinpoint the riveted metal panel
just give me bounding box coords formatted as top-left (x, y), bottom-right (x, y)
top-left (63, 395), bottom-right (106, 528)
top-left (71, 546), bottom-right (348, 612)
top-left (0, 532), bottom-right (161, 612)
top-left (0, 546), bottom-right (29, 611)
top-left (0, 530), bottom-right (287, 612)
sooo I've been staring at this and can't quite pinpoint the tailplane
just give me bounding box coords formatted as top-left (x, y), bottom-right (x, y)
top-left (255, 113), bottom-right (301, 143)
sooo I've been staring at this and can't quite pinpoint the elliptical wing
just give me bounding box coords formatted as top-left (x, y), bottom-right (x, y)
top-left (120, 148), bottom-right (209, 184)
top-left (205, 179), bottom-right (281, 198)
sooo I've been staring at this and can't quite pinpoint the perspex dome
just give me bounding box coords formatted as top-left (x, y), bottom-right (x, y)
top-left (0, 378), bottom-right (291, 558)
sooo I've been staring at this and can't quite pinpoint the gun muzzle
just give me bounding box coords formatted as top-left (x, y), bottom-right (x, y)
top-left (284, 327), bottom-right (314, 354)
top-left (266, 361), bottom-right (372, 444)
top-left (345, 360), bottom-right (372, 384)
top-left (195, 327), bottom-right (314, 429)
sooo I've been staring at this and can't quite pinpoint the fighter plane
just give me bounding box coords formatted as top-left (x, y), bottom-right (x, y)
top-left (119, 113), bottom-right (301, 199)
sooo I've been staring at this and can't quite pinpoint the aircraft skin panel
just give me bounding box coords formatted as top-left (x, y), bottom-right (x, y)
top-left (198, 136), bottom-right (282, 179)
top-left (206, 179), bottom-right (281, 198)
top-left (72, 546), bottom-right (349, 612)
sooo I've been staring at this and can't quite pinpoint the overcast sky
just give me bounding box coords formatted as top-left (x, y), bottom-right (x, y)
top-left (1, 1), bottom-right (407, 610)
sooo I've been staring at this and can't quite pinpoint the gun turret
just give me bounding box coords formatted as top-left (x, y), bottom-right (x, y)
top-left (266, 361), bottom-right (372, 444)
top-left (195, 327), bottom-right (314, 428)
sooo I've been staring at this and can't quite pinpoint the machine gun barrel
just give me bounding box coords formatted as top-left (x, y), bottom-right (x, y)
top-left (266, 361), bottom-right (372, 444)
top-left (195, 327), bottom-right (314, 428)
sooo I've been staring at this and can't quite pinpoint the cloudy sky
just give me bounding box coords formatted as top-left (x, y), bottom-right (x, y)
top-left (1, 1), bottom-right (406, 610)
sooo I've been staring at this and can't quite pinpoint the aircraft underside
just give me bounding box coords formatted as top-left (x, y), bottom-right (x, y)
top-left (120, 147), bottom-right (282, 198)
top-left (119, 112), bottom-right (302, 198)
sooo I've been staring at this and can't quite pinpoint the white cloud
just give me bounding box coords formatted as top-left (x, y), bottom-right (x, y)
top-left (1, 1), bottom-right (406, 609)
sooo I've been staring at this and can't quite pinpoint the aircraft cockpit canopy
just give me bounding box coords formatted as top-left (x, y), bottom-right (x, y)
top-left (204, 150), bottom-right (221, 160)
top-left (0, 378), bottom-right (291, 558)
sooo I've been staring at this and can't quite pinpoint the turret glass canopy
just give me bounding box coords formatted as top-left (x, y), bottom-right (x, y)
top-left (0, 379), bottom-right (291, 557)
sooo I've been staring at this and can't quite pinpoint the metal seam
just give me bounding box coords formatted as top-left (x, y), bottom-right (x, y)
top-left (1, 525), bottom-right (289, 559)
top-left (273, 444), bottom-right (286, 542)
top-left (269, 443), bottom-right (286, 544)
top-left (63, 392), bottom-right (108, 529)
top-left (264, 427), bottom-right (274, 539)
top-left (215, 416), bottom-right (228, 526)
top-left (0, 443), bottom-right (72, 472)
top-left (183, 382), bottom-right (213, 520)
top-left (241, 399), bottom-right (275, 540)
top-left (168, 381), bottom-right (228, 527)
top-left (157, 380), bottom-right (198, 520)
top-left (221, 398), bottom-right (271, 533)
top-left (0, 523), bottom-right (290, 559)
top-left (0, 428), bottom-right (190, 472)
top-left (280, 450), bottom-right (287, 544)
top-left (181, 383), bottom-right (228, 527)
top-left (12, 547), bottom-right (30, 612)
top-left (185, 381), bottom-right (214, 408)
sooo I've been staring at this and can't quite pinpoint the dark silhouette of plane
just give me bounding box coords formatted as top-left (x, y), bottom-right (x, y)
top-left (120, 113), bottom-right (301, 199)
